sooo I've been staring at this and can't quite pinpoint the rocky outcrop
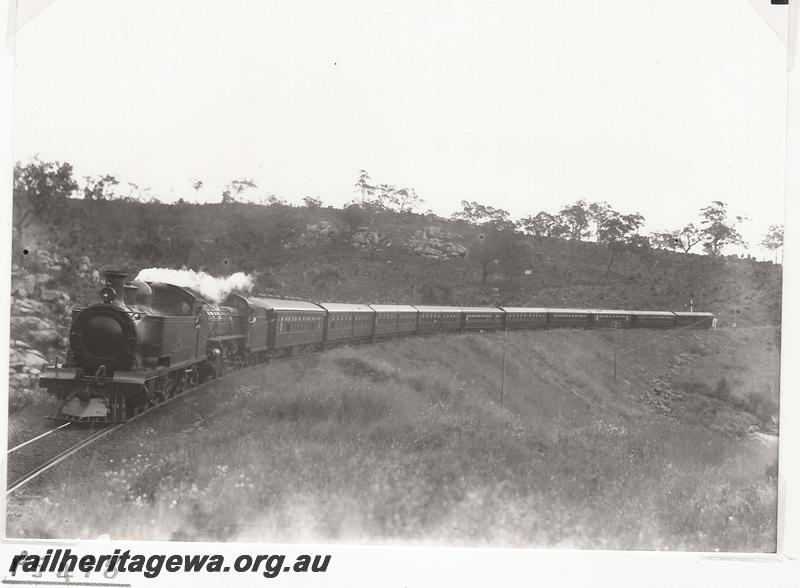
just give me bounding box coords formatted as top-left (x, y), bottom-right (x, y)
top-left (350, 227), bottom-right (385, 250)
top-left (405, 226), bottom-right (468, 260)
top-left (8, 250), bottom-right (90, 400)
top-left (9, 342), bottom-right (48, 390)
top-left (298, 221), bottom-right (340, 248)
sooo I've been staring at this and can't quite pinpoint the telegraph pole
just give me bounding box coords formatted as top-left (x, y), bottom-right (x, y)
top-left (500, 328), bottom-right (507, 404)
top-left (612, 321), bottom-right (618, 385)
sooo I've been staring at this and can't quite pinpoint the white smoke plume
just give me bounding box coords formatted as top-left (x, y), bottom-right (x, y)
top-left (136, 268), bottom-right (255, 304)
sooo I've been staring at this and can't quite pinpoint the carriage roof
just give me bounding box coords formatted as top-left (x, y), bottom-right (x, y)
top-left (412, 305), bottom-right (463, 313)
top-left (227, 293), bottom-right (325, 312)
top-left (318, 302), bottom-right (374, 313)
top-left (369, 304), bottom-right (418, 313)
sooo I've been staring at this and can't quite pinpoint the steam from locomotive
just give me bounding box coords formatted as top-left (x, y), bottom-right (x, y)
top-left (135, 268), bottom-right (255, 303)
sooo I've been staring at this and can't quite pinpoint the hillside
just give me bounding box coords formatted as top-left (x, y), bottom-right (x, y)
top-left (8, 198), bottom-right (782, 412)
top-left (14, 197), bottom-right (783, 314)
top-left (7, 328), bottom-right (779, 550)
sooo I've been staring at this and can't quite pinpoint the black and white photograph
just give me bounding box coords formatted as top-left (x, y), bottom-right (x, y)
top-left (3, 0), bottom-right (797, 570)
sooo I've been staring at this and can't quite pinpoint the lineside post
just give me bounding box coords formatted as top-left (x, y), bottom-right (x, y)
top-left (500, 328), bottom-right (507, 405)
top-left (612, 320), bottom-right (618, 386)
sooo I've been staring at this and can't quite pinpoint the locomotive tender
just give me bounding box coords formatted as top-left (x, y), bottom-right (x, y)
top-left (38, 269), bottom-right (714, 423)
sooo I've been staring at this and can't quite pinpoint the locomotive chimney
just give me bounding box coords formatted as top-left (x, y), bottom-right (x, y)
top-left (101, 270), bottom-right (128, 305)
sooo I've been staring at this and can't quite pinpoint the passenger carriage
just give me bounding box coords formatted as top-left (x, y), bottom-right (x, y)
top-left (320, 302), bottom-right (375, 343)
top-left (592, 309), bottom-right (634, 329)
top-left (630, 310), bottom-right (676, 329)
top-left (460, 306), bottom-right (505, 331)
top-left (413, 306), bottom-right (462, 333)
top-left (546, 308), bottom-right (594, 329)
top-left (246, 297), bottom-right (326, 351)
top-left (500, 307), bottom-right (549, 330)
top-left (369, 304), bottom-right (419, 337)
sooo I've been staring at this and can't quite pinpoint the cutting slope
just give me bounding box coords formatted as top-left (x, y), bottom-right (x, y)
top-left (8, 327), bottom-right (779, 551)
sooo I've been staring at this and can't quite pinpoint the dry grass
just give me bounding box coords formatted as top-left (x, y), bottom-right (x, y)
top-left (8, 328), bottom-right (779, 551)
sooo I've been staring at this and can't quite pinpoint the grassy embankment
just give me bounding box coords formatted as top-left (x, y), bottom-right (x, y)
top-left (8, 327), bottom-right (779, 551)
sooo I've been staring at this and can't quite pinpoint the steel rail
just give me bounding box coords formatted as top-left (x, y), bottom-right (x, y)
top-left (7, 422), bottom-right (72, 454)
top-left (6, 424), bottom-right (124, 495)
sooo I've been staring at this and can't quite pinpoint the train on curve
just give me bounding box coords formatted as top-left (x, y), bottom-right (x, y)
top-left (38, 269), bottom-right (714, 423)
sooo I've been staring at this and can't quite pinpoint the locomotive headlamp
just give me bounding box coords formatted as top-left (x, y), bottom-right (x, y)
top-left (100, 286), bottom-right (116, 304)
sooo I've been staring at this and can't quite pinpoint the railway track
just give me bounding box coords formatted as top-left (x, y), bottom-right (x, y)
top-left (7, 422), bottom-right (72, 454)
top-left (5, 353), bottom-right (309, 496)
top-left (6, 424), bottom-right (123, 495)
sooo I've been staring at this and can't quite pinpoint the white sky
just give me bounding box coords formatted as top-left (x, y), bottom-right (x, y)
top-left (10, 0), bottom-right (790, 255)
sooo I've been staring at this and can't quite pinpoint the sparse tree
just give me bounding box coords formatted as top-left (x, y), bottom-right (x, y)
top-left (370, 183), bottom-right (397, 209)
top-left (699, 201), bottom-right (746, 255)
top-left (230, 178), bottom-right (258, 200)
top-left (761, 224), bottom-right (784, 263)
top-left (261, 193), bottom-right (287, 206)
top-left (352, 170), bottom-right (422, 214)
top-left (13, 157), bottom-right (79, 239)
top-left (390, 187), bottom-right (424, 213)
top-left (517, 211), bottom-right (568, 238)
top-left (451, 200), bottom-right (511, 227)
top-left (302, 195), bottom-right (323, 208)
top-left (650, 231), bottom-right (680, 252)
top-left (220, 178), bottom-right (258, 204)
top-left (587, 201), bottom-right (613, 241)
top-left (124, 182), bottom-right (141, 201)
top-left (354, 169), bottom-right (375, 205)
top-left (83, 174), bottom-right (120, 200)
top-left (674, 224), bottom-right (704, 254)
top-left (597, 211), bottom-right (645, 275)
top-left (190, 179), bottom-right (204, 203)
top-left (556, 200), bottom-right (591, 241)
top-left (650, 224), bottom-right (704, 255)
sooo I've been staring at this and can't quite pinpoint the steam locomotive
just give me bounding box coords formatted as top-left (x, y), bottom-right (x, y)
top-left (38, 269), bottom-right (714, 423)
